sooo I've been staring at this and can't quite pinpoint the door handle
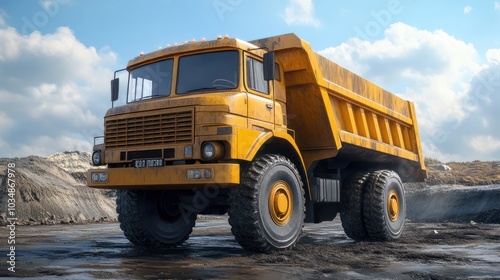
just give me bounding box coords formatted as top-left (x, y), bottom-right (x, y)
top-left (266, 104), bottom-right (273, 109)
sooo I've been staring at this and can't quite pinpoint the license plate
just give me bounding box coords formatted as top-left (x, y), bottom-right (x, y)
top-left (133, 158), bottom-right (164, 168)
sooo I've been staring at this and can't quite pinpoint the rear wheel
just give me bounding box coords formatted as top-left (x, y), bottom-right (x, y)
top-left (363, 170), bottom-right (406, 241)
top-left (340, 171), bottom-right (371, 241)
top-left (116, 190), bottom-right (196, 248)
top-left (228, 154), bottom-right (305, 252)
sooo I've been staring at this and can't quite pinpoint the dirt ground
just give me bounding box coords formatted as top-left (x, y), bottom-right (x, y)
top-left (1, 217), bottom-right (499, 279)
top-left (1, 155), bottom-right (499, 279)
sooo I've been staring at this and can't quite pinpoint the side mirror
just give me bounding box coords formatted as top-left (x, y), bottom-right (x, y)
top-left (111, 78), bottom-right (119, 102)
top-left (263, 52), bottom-right (275, 81)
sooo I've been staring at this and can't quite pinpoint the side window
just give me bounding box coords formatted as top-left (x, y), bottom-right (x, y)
top-left (246, 57), bottom-right (269, 94)
top-left (274, 62), bottom-right (281, 82)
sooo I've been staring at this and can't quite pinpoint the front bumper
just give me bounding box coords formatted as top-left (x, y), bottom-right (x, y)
top-left (87, 163), bottom-right (240, 190)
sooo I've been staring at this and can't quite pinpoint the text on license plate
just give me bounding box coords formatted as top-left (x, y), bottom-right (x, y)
top-left (134, 158), bottom-right (164, 168)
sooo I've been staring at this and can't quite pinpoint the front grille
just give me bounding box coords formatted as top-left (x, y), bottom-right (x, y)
top-left (105, 109), bottom-right (193, 149)
top-left (127, 150), bottom-right (162, 160)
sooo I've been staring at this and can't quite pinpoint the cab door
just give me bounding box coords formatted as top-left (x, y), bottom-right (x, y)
top-left (245, 55), bottom-right (274, 131)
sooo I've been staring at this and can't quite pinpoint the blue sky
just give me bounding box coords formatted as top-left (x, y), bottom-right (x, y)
top-left (1, 0), bottom-right (500, 161)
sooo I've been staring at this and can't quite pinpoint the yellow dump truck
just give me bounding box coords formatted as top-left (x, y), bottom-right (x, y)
top-left (88, 33), bottom-right (426, 252)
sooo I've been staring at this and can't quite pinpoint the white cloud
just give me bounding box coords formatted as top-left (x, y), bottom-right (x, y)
top-left (0, 9), bottom-right (6, 27)
top-left (41, 0), bottom-right (56, 10)
top-left (464, 5), bottom-right (472, 14)
top-left (0, 25), bottom-right (116, 157)
top-left (495, 2), bottom-right (500, 10)
top-left (282, 0), bottom-right (320, 27)
top-left (319, 22), bottom-right (500, 161)
top-left (16, 135), bottom-right (94, 159)
top-left (319, 23), bottom-right (479, 127)
top-left (0, 111), bottom-right (13, 129)
top-left (447, 63), bottom-right (500, 160)
top-left (421, 142), bottom-right (463, 162)
top-left (470, 135), bottom-right (500, 154)
top-left (486, 48), bottom-right (500, 64)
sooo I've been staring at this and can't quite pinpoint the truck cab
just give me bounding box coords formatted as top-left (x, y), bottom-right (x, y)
top-left (90, 36), bottom-right (291, 189)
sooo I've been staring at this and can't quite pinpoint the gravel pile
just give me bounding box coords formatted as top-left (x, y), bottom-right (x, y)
top-left (0, 152), bottom-right (117, 225)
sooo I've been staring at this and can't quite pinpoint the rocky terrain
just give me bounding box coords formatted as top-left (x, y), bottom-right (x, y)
top-left (0, 152), bottom-right (498, 226)
top-left (424, 158), bottom-right (500, 186)
top-left (0, 151), bottom-right (116, 225)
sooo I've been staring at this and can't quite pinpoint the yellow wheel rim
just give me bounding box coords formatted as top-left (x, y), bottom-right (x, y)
top-left (388, 189), bottom-right (399, 222)
top-left (268, 181), bottom-right (293, 226)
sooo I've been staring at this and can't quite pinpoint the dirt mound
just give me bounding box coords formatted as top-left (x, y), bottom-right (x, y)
top-left (424, 158), bottom-right (500, 186)
top-left (47, 151), bottom-right (93, 183)
top-left (0, 152), bottom-right (117, 225)
top-left (407, 185), bottom-right (500, 224)
top-left (47, 151), bottom-right (92, 174)
top-left (402, 158), bottom-right (500, 224)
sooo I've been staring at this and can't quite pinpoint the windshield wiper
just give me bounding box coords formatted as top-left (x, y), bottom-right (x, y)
top-left (184, 86), bottom-right (219, 93)
top-left (135, 94), bottom-right (165, 101)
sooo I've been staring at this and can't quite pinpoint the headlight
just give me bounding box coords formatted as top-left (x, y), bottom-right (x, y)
top-left (187, 169), bottom-right (214, 180)
top-left (99, 172), bottom-right (108, 182)
top-left (202, 142), bottom-right (215, 159)
top-left (187, 170), bottom-right (201, 179)
top-left (203, 169), bottom-right (212, 179)
top-left (91, 172), bottom-right (108, 182)
top-left (201, 142), bottom-right (225, 160)
top-left (92, 151), bottom-right (102, 166)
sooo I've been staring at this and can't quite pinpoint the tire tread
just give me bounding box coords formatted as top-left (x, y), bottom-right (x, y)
top-left (340, 171), bottom-right (371, 241)
top-left (363, 170), bottom-right (405, 241)
top-left (228, 154), bottom-right (305, 252)
top-left (117, 190), bottom-right (194, 248)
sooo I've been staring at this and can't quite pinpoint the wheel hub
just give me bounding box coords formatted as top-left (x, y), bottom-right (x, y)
top-left (157, 191), bottom-right (181, 222)
top-left (268, 181), bottom-right (293, 226)
top-left (274, 193), bottom-right (289, 214)
top-left (387, 189), bottom-right (399, 222)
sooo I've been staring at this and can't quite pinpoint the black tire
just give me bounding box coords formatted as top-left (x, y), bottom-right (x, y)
top-left (340, 171), bottom-right (371, 241)
top-left (116, 190), bottom-right (196, 248)
top-left (228, 154), bottom-right (305, 252)
top-left (363, 170), bottom-right (406, 241)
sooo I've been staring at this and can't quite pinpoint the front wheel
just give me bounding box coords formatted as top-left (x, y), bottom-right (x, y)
top-left (363, 170), bottom-right (406, 241)
top-left (228, 154), bottom-right (305, 252)
top-left (116, 190), bottom-right (196, 248)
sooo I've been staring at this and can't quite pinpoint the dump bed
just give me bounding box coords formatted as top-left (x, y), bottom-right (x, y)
top-left (252, 34), bottom-right (426, 181)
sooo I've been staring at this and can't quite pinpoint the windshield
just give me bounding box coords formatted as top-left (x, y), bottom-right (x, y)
top-left (127, 59), bottom-right (173, 103)
top-left (177, 51), bottom-right (239, 94)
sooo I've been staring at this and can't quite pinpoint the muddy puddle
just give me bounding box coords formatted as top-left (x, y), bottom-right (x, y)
top-left (0, 217), bottom-right (499, 279)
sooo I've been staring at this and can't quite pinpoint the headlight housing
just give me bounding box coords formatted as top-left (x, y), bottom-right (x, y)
top-left (92, 151), bottom-right (102, 166)
top-left (202, 142), bottom-right (215, 158)
top-left (201, 142), bottom-right (225, 160)
top-left (91, 172), bottom-right (108, 182)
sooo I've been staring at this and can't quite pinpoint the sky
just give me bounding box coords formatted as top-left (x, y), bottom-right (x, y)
top-left (0, 0), bottom-right (499, 162)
